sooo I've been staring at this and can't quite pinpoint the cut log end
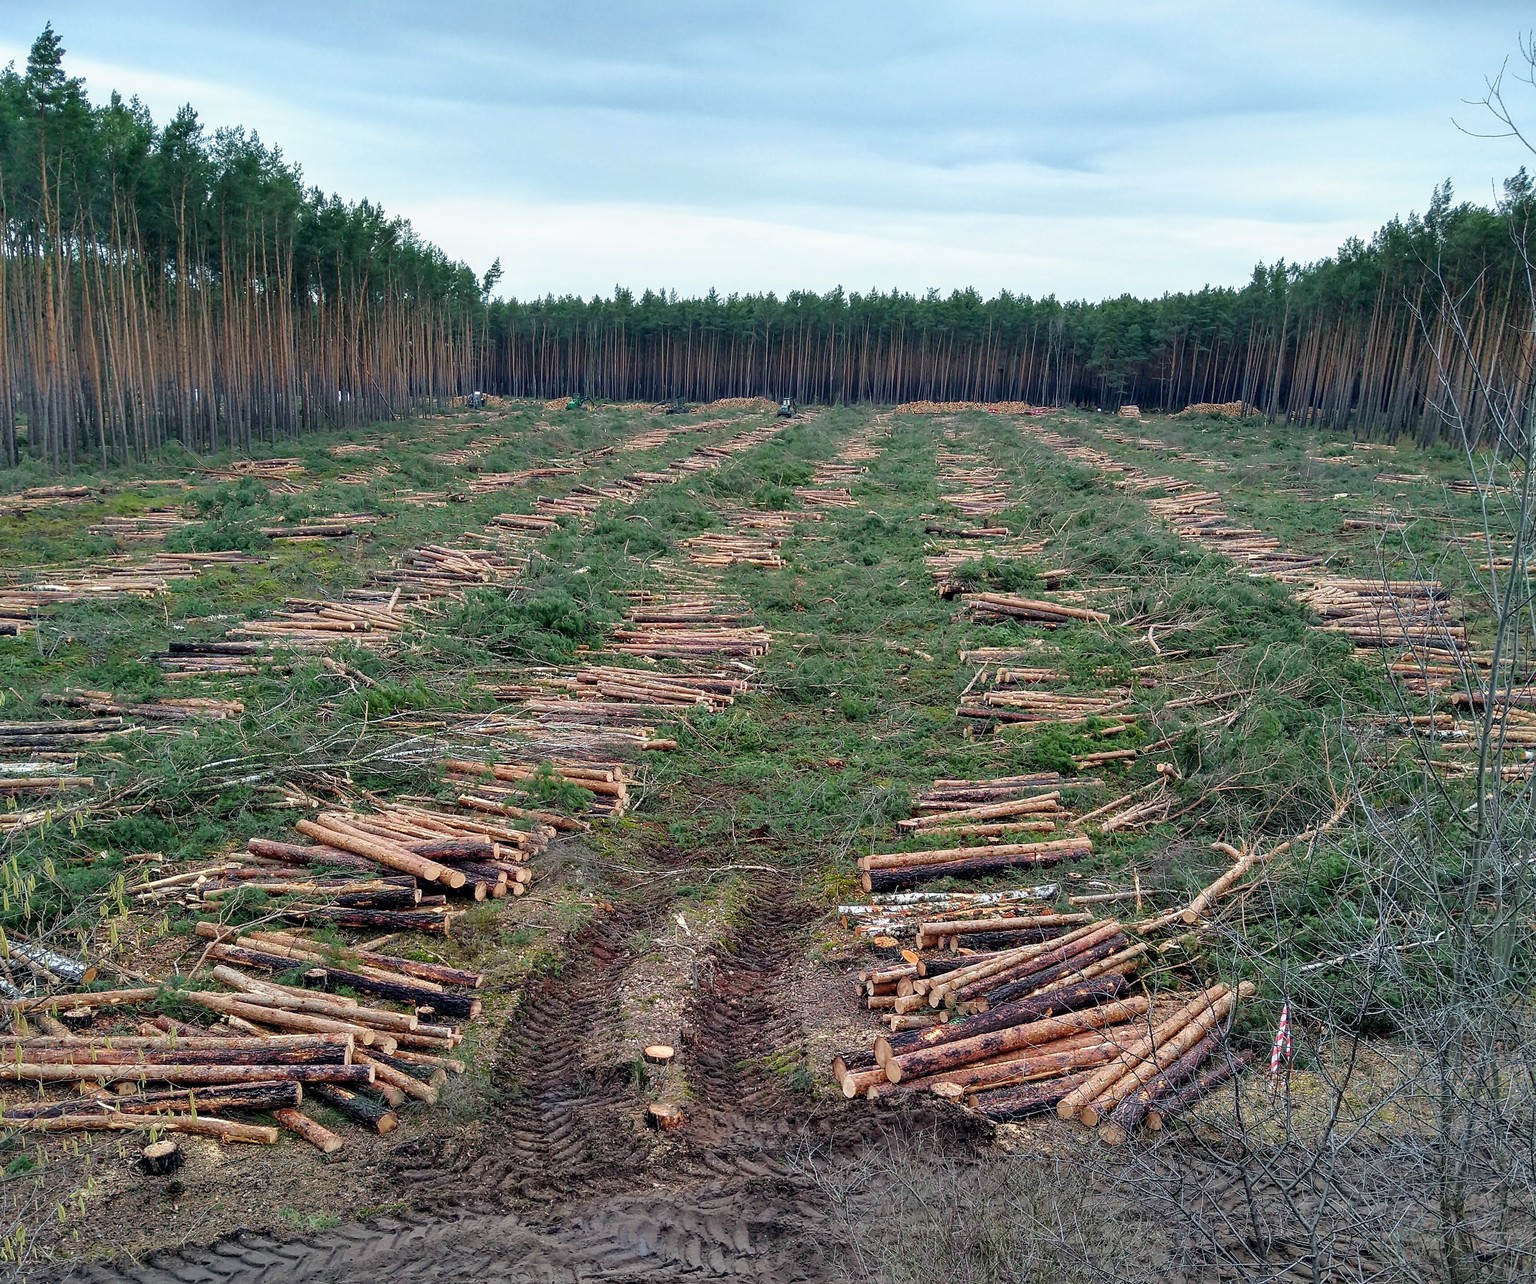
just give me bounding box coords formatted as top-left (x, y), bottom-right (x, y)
top-left (642, 1044), bottom-right (675, 1066)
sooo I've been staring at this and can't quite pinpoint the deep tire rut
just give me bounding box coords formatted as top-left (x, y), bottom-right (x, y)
top-left (396, 888), bottom-right (673, 1205)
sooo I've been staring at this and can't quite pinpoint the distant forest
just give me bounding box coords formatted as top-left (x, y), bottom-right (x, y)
top-left (2, 25), bottom-right (1532, 466)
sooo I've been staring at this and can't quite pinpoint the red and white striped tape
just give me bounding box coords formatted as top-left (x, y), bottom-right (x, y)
top-left (1269, 1000), bottom-right (1293, 1076)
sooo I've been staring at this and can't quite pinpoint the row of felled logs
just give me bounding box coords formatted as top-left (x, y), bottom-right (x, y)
top-left (193, 923), bottom-right (482, 1023)
top-left (228, 598), bottom-right (411, 651)
top-left (1020, 426), bottom-right (1319, 577)
top-left (87, 511), bottom-right (194, 544)
top-left (566, 664), bottom-right (744, 709)
top-left (963, 592), bottom-right (1110, 628)
top-left (1296, 578), bottom-right (1465, 651)
top-left (0, 912), bottom-right (481, 1153)
top-left (466, 466), bottom-right (579, 493)
top-left (837, 888), bottom-right (1061, 940)
top-left (958, 683), bottom-right (1136, 731)
top-left (681, 531), bottom-right (784, 569)
top-left (795, 486), bottom-right (856, 508)
top-left (835, 955), bottom-right (1253, 1139)
top-left (259, 515), bottom-right (378, 541)
top-left (197, 458), bottom-right (305, 483)
top-left (441, 756), bottom-right (630, 818)
top-left (39, 689), bottom-right (243, 721)
top-left (858, 835), bottom-right (1091, 892)
top-left (240, 805), bottom-right (544, 907)
top-left (0, 717), bottom-right (121, 756)
top-left (924, 541), bottom-right (1059, 597)
top-left (612, 596), bottom-right (772, 659)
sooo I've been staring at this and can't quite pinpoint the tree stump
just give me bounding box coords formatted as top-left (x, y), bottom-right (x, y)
top-left (645, 1103), bottom-right (684, 1131)
top-left (140, 1140), bottom-right (184, 1176)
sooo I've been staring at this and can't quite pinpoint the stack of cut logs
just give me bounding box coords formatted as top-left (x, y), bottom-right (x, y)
top-left (229, 598), bottom-right (412, 651)
top-left (831, 911), bottom-right (1252, 1139)
top-left (0, 925), bottom-right (481, 1154)
top-left (135, 802), bottom-right (555, 925)
top-left (839, 888), bottom-right (1061, 940)
top-left (858, 833), bottom-right (1091, 892)
top-left (1296, 578), bottom-right (1464, 653)
top-left (925, 539), bottom-right (1057, 597)
top-left (40, 689), bottom-right (243, 721)
top-left (197, 458), bottom-right (306, 486)
top-left (682, 530), bottom-right (784, 569)
top-left (0, 552), bottom-right (259, 616)
top-left (794, 486), bottom-right (855, 509)
top-left (613, 596), bottom-right (772, 660)
top-left (938, 465), bottom-right (1012, 518)
top-left (259, 514), bottom-right (378, 542)
top-left (0, 715), bottom-right (121, 760)
top-left (2, 485), bottom-right (98, 516)
top-left (963, 592), bottom-right (1110, 628)
top-left (442, 756), bottom-right (631, 819)
top-left (957, 676), bottom-right (1136, 733)
top-left (87, 511), bottom-right (193, 544)
top-left (730, 509), bottom-right (816, 535)
top-left (467, 466), bottom-right (578, 494)
top-left (152, 639), bottom-right (283, 680)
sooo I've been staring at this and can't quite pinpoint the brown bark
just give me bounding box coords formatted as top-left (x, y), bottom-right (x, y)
top-left (273, 1107), bottom-right (344, 1153)
top-left (885, 996), bottom-right (1150, 1083)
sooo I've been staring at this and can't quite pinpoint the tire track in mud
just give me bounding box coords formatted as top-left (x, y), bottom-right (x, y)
top-left (394, 881), bottom-right (676, 1205)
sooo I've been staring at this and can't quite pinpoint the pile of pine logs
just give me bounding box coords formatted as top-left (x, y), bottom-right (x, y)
top-left (87, 511), bottom-right (193, 544)
top-left (190, 802), bottom-right (553, 919)
top-left (898, 774), bottom-right (1073, 840)
top-left (682, 532), bottom-right (784, 569)
top-left (729, 510), bottom-right (814, 535)
top-left (811, 463), bottom-right (867, 484)
top-left (1297, 578), bottom-right (1464, 653)
top-left (259, 515), bottom-right (378, 542)
top-left (613, 597), bottom-right (771, 660)
top-left (958, 682), bottom-right (1136, 732)
top-left (466, 466), bottom-right (579, 493)
top-left (0, 717), bottom-right (121, 759)
top-left (40, 689), bottom-right (243, 721)
top-left (442, 756), bottom-right (630, 818)
top-left (0, 923), bottom-right (482, 1153)
top-left (0, 552), bottom-right (258, 613)
top-left (858, 835), bottom-right (1091, 892)
top-left (794, 486), bottom-right (856, 508)
top-left (963, 593), bottom-right (1110, 628)
top-left (556, 664), bottom-right (744, 710)
top-left (925, 540), bottom-right (1057, 596)
top-left (1, 485), bottom-right (98, 516)
top-left (197, 458), bottom-right (306, 485)
top-left (229, 598), bottom-right (411, 651)
top-left (395, 544), bottom-right (516, 595)
top-left (152, 639), bottom-right (284, 680)
top-left (833, 940), bottom-right (1252, 1139)
top-left (838, 888), bottom-right (1060, 940)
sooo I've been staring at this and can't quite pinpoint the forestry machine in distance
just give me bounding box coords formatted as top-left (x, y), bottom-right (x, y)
top-left (777, 397), bottom-right (796, 418)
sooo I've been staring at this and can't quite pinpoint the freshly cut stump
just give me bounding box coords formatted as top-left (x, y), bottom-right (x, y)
top-left (642, 1044), bottom-right (675, 1066)
top-left (140, 1140), bottom-right (183, 1176)
top-left (646, 1102), bottom-right (684, 1131)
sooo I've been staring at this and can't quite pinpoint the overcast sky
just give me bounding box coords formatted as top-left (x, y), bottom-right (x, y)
top-left (1, 2), bottom-right (1530, 302)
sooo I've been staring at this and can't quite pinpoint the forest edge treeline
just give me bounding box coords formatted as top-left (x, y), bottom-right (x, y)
top-left (2, 24), bottom-right (1532, 468)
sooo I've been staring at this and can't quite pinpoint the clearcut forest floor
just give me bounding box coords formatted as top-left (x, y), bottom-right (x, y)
top-left (0, 400), bottom-right (1499, 1282)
